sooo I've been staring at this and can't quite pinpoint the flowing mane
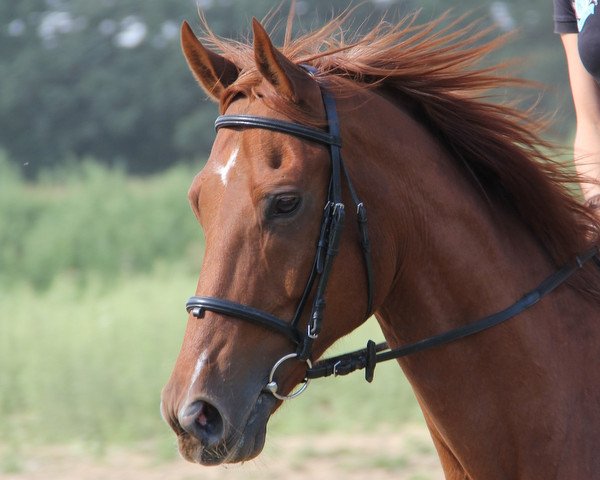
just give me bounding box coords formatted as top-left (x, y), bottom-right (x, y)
top-left (198, 12), bottom-right (600, 297)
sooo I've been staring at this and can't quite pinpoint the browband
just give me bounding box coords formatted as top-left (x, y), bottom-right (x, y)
top-left (215, 115), bottom-right (341, 147)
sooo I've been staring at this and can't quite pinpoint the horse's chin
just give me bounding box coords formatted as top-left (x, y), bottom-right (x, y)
top-left (177, 427), bottom-right (267, 465)
top-left (177, 393), bottom-right (275, 466)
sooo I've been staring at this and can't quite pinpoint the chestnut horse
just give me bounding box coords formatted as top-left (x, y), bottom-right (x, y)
top-left (161, 13), bottom-right (600, 478)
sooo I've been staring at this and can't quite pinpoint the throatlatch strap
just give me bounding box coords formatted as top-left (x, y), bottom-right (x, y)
top-left (341, 155), bottom-right (374, 317)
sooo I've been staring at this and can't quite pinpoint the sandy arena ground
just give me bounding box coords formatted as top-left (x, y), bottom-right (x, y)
top-left (0, 426), bottom-right (444, 480)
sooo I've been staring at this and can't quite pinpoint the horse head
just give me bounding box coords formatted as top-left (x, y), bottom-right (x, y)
top-left (160, 19), bottom-right (374, 465)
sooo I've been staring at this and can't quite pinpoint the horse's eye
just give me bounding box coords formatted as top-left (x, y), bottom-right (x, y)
top-left (269, 194), bottom-right (301, 217)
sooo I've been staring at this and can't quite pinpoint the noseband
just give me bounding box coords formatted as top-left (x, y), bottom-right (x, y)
top-left (186, 66), bottom-right (600, 401)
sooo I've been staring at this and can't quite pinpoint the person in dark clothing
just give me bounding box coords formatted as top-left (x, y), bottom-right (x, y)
top-left (554, 0), bottom-right (600, 209)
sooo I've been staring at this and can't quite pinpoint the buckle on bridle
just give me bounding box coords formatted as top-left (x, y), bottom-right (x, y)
top-left (308, 302), bottom-right (324, 339)
top-left (308, 322), bottom-right (319, 339)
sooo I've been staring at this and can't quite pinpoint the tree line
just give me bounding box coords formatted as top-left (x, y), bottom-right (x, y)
top-left (0, 0), bottom-right (571, 177)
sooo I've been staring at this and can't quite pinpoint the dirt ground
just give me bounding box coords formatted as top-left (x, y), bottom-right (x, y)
top-left (0, 425), bottom-right (444, 480)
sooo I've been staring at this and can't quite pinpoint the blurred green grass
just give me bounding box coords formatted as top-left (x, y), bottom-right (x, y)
top-left (0, 157), bottom-right (423, 471)
top-left (0, 270), bottom-right (422, 471)
top-left (0, 153), bottom-right (202, 290)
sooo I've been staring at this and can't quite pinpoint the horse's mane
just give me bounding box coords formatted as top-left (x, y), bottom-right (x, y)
top-left (199, 11), bottom-right (600, 297)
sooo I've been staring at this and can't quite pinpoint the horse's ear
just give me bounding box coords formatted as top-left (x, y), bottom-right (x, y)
top-left (180, 21), bottom-right (239, 101)
top-left (252, 18), bottom-right (312, 103)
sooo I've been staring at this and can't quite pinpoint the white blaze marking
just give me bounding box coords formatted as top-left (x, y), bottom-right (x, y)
top-left (216, 147), bottom-right (239, 186)
top-left (188, 351), bottom-right (208, 395)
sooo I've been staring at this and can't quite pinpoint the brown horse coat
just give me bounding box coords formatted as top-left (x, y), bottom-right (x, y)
top-left (161, 13), bottom-right (600, 478)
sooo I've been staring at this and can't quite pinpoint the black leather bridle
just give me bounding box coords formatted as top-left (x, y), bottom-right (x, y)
top-left (186, 67), bottom-right (374, 400)
top-left (186, 66), bottom-right (600, 401)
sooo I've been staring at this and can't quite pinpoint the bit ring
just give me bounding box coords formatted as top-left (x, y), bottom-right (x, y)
top-left (264, 353), bottom-right (312, 401)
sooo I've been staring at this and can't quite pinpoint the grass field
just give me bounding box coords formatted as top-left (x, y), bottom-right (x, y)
top-left (0, 270), bottom-right (424, 471)
top-left (0, 160), bottom-right (425, 474)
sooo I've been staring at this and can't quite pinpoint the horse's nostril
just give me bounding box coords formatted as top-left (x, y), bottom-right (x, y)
top-left (178, 400), bottom-right (224, 447)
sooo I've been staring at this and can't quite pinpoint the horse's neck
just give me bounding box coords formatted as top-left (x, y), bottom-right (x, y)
top-left (344, 91), bottom-right (558, 339)
top-left (344, 91), bottom-right (600, 477)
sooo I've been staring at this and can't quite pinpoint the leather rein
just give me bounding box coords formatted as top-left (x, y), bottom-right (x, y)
top-left (186, 68), bottom-right (600, 401)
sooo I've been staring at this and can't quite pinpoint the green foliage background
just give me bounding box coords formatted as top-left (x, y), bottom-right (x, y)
top-left (0, 0), bottom-right (573, 176)
top-left (0, 0), bottom-right (578, 472)
top-left (0, 155), bottom-right (201, 290)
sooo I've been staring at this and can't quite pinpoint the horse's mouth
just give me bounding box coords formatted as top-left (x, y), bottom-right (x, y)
top-left (177, 392), bottom-right (275, 465)
top-left (177, 424), bottom-right (267, 465)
